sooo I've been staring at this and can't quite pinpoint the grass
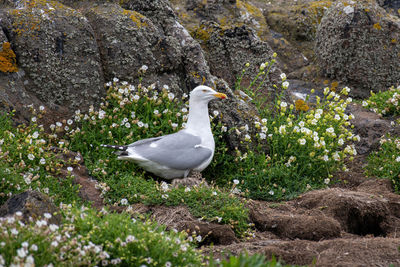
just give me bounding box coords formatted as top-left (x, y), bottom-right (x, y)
top-left (0, 205), bottom-right (203, 266)
top-left (365, 135), bottom-right (400, 192)
top-left (0, 110), bottom-right (81, 206)
top-left (363, 85), bottom-right (400, 192)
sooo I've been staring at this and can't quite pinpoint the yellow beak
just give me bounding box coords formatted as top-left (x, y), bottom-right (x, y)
top-left (214, 92), bottom-right (227, 99)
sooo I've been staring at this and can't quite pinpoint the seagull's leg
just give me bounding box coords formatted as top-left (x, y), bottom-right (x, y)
top-left (171, 171), bottom-right (209, 188)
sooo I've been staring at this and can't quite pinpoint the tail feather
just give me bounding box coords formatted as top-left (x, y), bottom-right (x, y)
top-left (100, 144), bottom-right (128, 151)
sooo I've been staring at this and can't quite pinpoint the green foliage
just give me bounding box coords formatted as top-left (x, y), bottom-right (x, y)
top-left (365, 135), bottom-right (400, 192)
top-left (209, 253), bottom-right (299, 267)
top-left (0, 205), bottom-right (203, 266)
top-left (66, 79), bottom-right (249, 236)
top-left (220, 58), bottom-right (359, 201)
top-left (0, 111), bottom-right (81, 206)
top-left (362, 85), bottom-right (400, 116)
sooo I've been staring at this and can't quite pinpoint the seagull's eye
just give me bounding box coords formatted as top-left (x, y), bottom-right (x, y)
top-left (202, 89), bottom-right (207, 93)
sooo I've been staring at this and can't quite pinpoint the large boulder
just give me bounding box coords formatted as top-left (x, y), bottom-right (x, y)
top-left (0, 0), bottom-right (104, 115)
top-left (315, 0), bottom-right (400, 97)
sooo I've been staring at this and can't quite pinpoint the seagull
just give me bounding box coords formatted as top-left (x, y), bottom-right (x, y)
top-left (101, 85), bottom-right (227, 179)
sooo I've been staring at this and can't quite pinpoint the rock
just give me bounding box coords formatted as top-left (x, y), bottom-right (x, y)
top-left (296, 188), bottom-right (390, 236)
top-left (0, 0), bottom-right (104, 118)
top-left (0, 190), bottom-right (62, 224)
top-left (348, 104), bottom-right (394, 154)
top-left (377, 0), bottom-right (400, 17)
top-left (264, 0), bottom-right (332, 43)
top-left (84, 2), bottom-right (183, 85)
top-left (315, 0), bottom-right (400, 97)
top-left (203, 23), bottom-right (279, 88)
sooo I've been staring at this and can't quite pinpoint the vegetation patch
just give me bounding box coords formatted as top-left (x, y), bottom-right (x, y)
top-left (0, 205), bottom-right (203, 266)
top-left (362, 85), bottom-right (400, 116)
top-left (208, 55), bottom-right (359, 200)
top-left (0, 110), bottom-right (81, 205)
top-left (363, 86), bottom-right (400, 192)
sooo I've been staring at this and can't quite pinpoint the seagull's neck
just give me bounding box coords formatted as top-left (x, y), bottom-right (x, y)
top-left (186, 100), bottom-right (212, 137)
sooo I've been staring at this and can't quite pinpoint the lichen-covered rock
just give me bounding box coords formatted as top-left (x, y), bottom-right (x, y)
top-left (263, 0), bottom-right (332, 74)
top-left (315, 0), bottom-right (400, 97)
top-left (84, 3), bottom-right (177, 82)
top-left (169, 0), bottom-right (310, 82)
top-left (376, 0), bottom-right (400, 17)
top-left (0, 0), bottom-right (104, 113)
top-left (264, 0), bottom-right (332, 42)
top-left (0, 190), bottom-right (62, 225)
top-left (170, 0), bottom-right (270, 41)
top-left (203, 23), bottom-right (278, 87)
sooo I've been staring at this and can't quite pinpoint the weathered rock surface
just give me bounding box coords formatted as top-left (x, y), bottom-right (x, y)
top-left (315, 0), bottom-right (400, 97)
top-left (0, 0), bottom-right (104, 113)
top-left (348, 104), bottom-right (396, 154)
top-left (0, 190), bottom-right (62, 224)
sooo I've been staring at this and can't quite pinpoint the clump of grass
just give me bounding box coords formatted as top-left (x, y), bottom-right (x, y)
top-left (0, 110), bottom-right (81, 205)
top-left (212, 55), bottom-right (359, 200)
top-left (365, 135), bottom-right (400, 192)
top-left (362, 85), bottom-right (400, 116)
top-left (0, 204), bottom-right (203, 266)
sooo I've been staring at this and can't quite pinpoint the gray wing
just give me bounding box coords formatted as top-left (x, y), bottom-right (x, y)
top-left (129, 131), bottom-right (212, 170)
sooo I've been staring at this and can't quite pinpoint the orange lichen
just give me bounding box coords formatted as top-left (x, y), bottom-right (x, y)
top-left (295, 99), bottom-right (309, 112)
top-left (373, 22), bottom-right (382, 30)
top-left (330, 81), bottom-right (338, 91)
top-left (10, 0), bottom-right (68, 37)
top-left (0, 42), bottom-right (18, 73)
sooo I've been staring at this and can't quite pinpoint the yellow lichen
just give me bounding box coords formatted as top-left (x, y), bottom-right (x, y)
top-left (236, 0), bottom-right (269, 38)
top-left (305, 1), bottom-right (332, 24)
top-left (0, 42), bottom-right (18, 73)
top-left (192, 24), bottom-right (213, 42)
top-left (122, 10), bottom-right (148, 28)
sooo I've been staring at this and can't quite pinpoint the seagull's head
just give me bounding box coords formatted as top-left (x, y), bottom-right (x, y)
top-left (190, 85), bottom-right (227, 103)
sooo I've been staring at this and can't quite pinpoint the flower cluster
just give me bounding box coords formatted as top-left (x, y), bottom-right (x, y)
top-left (366, 135), bottom-right (400, 193)
top-left (0, 210), bottom-right (104, 266)
top-left (227, 58), bottom-right (360, 200)
top-left (363, 85), bottom-right (400, 117)
top-left (0, 108), bottom-right (81, 204)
